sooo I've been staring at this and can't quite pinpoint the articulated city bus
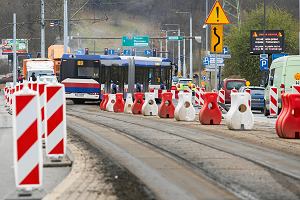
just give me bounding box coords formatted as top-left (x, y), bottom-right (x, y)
top-left (60, 54), bottom-right (173, 104)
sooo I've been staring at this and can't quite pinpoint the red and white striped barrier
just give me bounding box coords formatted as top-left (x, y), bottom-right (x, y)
top-left (45, 83), bottom-right (67, 158)
top-left (269, 86), bottom-right (278, 116)
top-left (245, 88), bottom-right (251, 108)
top-left (38, 82), bottom-right (46, 139)
top-left (12, 84), bottom-right (43, 189)
top-left (199, 87), bottom-right (205, 106)
top-left (194, 87), bottom-right (200, 106)
top-left (218, 88), bottom-right (225, 104)
top-left (292, 84), bottom-right (300, 94)
top-left (231, 88), bottom-right (238, 93)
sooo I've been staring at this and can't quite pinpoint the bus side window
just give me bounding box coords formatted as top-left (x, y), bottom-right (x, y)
top-left (269, 68), bottom-right (275, 86)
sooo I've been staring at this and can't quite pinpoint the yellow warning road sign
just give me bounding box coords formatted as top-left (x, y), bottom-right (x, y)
top-left (205, 1), bottom-right (230, 24)
top-left (211, 25), bottom-right (223, 53)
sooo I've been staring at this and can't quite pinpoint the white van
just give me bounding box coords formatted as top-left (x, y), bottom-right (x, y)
top-left (264, 55), bottom-right (300, 115)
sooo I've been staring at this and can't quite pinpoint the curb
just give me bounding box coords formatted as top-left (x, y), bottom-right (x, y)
top-left (43, 141), bottom-right (85, 200)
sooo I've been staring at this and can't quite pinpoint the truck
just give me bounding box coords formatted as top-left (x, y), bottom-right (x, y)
top-left (22, 58), bottom-right (55, 81)
top-left (263, 55), bottom-right (300, 116)
top-left (48, 45), bottom-right (70, 79)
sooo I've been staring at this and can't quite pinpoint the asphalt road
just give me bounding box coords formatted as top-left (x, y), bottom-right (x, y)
top-left (67, 104), bottom-right (300, 200)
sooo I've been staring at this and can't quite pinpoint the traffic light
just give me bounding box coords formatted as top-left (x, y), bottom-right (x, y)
top-left (84, 48), bottom-right (89, 55)
top-left (104, 48), bottom-right (108, 55)
top-left (152, 48), bottom-right (157, 57)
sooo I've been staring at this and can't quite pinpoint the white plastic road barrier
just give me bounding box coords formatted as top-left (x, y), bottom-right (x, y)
top-left (269, 86), bottom-right (278, 116)
top-left (175, 93), bottom-right (195, 121)
top-left (292, 84), bottom-right (300, 93)
top-left (218, 88), bottom-right (225, 104)
top-left (124, 93), bottom-right (133, 114)
top-left (106, 94), bottom-right (116, 112)
top-left (12, 83), bottom-right (43, 189)
top-left (45, 83), bottom-right (67, 158)
top-left (225, 92), bottom-right (254, 130)
top-left (142, 92), bottom-right (158, 116)
top-left (38, 82), bottom-right (46, 139)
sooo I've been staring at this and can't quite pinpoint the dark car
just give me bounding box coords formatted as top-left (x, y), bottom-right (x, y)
top-left (239, 86), bottom-right (265, 112)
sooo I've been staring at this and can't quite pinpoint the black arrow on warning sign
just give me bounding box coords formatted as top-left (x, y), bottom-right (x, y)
top-left (213, 27), bottom-right (221, 52)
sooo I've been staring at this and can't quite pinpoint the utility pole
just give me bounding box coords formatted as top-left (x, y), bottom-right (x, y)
top-left (178, 27), bottom-right (181, 76)
top-left (189, 12), bottom-right (193, 78)
top-left (41, 0), bottom-right (45, 58)
top-left (263, 0), bottom-right (266, 85)
top-left (159, 40), bottom-right (162, 58)
top-left (165, 32), bottom-right (168, 58)
top-left (183, 37), bottom-right (186, 78)
top-left (13, 13), bottom-right (17, 86)
top-left (64, 0), bottom-right (69, 53)
top-left (299, 0), bottom-right (300, 55)
top-left (205, 0), bottom-right (208, 52)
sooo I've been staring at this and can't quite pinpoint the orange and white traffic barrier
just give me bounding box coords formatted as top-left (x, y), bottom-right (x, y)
top-left (292, 84), bottom-right (300, 93)
top-left (199, 87), bottom-right (205, 106)
top-left (175, 92), bottom-right (195, 121)
top-left (45, 82), bottom-right (67, 158)
top-left (194, 87), bottom-right (200, 106)
top-left (124, 93), bottom-right (133, 114)
top-left (269, 86), bottom-right (278, 116)
top-left (231, 88), bottom-right (238, 93)
top-left (106, 94), bottom-right (116, 112)
top-left (38, 82), bottom-right (46, 139)
top-left (226, 92), bottom-right (254, 130)
top-left (142, 92), bottom-right (158, 116)
top-left (218, 88), bottom-right (225, 104)
top-left (12, 83), bottom-right (43, 189)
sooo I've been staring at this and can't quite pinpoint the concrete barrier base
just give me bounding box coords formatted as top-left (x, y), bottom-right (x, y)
top-left (5, 189), bottom-right (46, 200)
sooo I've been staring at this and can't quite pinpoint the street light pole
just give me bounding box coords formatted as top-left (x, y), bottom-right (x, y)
top-left (41, 0), bottom-right (45, 58)
top-left (178, 27), bottom-right (181, 76)
top-left (183, 36), bottom-right (186, 78)
top-left (175, 11), bottom-right (193, 78)
top-left (64, 0), bottom-right (69, 53)
top-left (13, 13), bottom-right (17, 86)
top-left (299, 0), bottom-right (300, 55)
top-left (205, 0), bottom-right (208, 52)
top-left (189, 12), bottom-right (193, 78)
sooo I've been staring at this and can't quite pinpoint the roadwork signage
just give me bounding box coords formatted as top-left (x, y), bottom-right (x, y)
top-left (205, 1), bottom-right (230, 24)
top-left (250, 30), bottom-right (285, 54)
top-left (211, 25), bottom-right (223, 53)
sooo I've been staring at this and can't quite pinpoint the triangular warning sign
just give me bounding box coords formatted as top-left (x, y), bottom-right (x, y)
top-left (205, 1), bottom-right (230, 24)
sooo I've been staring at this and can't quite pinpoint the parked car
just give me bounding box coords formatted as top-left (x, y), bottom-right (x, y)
top-left (264, 55), bottom-right (300, 116)
top-left (221, 78), bottom-right (246, 104)
top-left (239, 86), bottom-right (265, 112)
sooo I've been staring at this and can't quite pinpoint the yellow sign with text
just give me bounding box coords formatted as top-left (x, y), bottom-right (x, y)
top-left (205, 1), bottom-right (230, 24)
top-left (211, 25), bottom-right (223, 53)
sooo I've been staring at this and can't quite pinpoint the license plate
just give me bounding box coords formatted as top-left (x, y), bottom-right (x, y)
top-left (75, 93), bottom-right (84, 97)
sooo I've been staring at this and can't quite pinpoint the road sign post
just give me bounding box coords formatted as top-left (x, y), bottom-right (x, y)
top-left (205, 0), bottom-right (230, 90)
top-left (260, 54), bottom-right (269, 71)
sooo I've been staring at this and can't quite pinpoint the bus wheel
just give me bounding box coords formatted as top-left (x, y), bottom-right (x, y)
top-left (73, 99), bottom-right (85, 104)
top-left (263, 101), bottom-right (270, 116)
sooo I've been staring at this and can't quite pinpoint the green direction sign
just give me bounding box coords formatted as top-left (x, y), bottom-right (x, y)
top-left (122, 36), bottom-right (149, 47)
top-left (167, 36), bottom-right (183, 41)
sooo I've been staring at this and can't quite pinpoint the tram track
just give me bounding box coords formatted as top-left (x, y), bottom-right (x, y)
top-left (67, 105), bottom-right (300, 200)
